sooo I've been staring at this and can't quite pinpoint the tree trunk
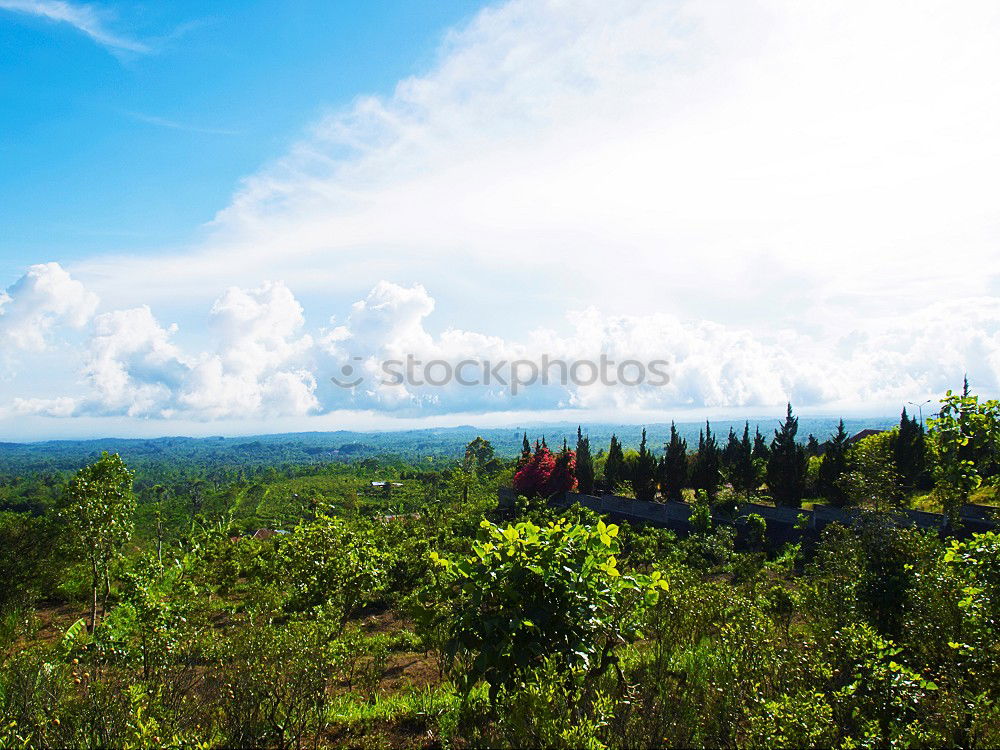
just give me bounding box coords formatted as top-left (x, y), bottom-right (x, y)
top-left (89, 559), bottom-right (99, 633)
top-left (156, 511), bottom-right (163, 567)
top-left (101, 566), bottom-right (111, 622)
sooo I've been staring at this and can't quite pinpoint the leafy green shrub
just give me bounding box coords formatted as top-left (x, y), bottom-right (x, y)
top-left (436, 518), bottom-right (666, 701)
top-left (621, 524), bottom-right (681, 569)
top-left (743, 512), bottom-right (767, 550)
top-left (681, 525), bottom-right (735, 569)
top-left (275, 515), bottom-right (387, 625)
top-left (746, 690), bottom-right (835, 749)
top-left (827, 622), bottom-right (942, 746)
top-left (210, 618), bottom-right (339, 748)
top-left (491, 658), bottom-right (614, 749)
top-left (690, 489), bottom-right (712, 533)
top-left (937, 531), bottom-right (1000, 703)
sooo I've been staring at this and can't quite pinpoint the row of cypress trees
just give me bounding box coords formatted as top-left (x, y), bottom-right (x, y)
top-left (567, 405), bottom-right (928, 508)
top-left (516, 404), bottom-right (929, 507)
top-left (582, 406), bottom-right (806, 504)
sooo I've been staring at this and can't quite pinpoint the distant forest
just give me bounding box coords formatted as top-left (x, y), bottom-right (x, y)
top-left (0, 415), bottom-right (894, 474)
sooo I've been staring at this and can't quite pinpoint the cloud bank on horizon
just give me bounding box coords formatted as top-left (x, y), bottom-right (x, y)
top-left (2, 0), bottom-right (1000, 432)
top-left (2, 264), bottom-right (998, 425)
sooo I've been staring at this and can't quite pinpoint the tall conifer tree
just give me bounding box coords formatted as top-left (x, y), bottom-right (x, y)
top-left (732, 421), bottom-right (757, 498)
top-left (723, 427), bottom-right (741, 473)
top-left (766, 404), bottom-right (808, 507)
top-left (604, 434), bottom-right (626, 491)
top-left (518, 432), bottom-right (532, 470)
top-left (659, 422), bottom-right (688, 502)
top-left (894, 408), bottom-right (927, 492)
top-left (631, 428), bottom-right (658, 501)
top-left (818, 419), bottom-right (849, 506)
top-left (753, 426), bottom-right (769, 461)
top-left (806, 434), bottom-right (821, 457)
top-left (691, 421), bottom-right (721, 498)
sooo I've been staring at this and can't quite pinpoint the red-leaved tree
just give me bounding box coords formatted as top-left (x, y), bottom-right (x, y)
top-left (513, 441), bottom-right (578, 499)
top-left (513, 443), bottom-right (556, 498)
top-left (544, 448), bottom-right (578, 496)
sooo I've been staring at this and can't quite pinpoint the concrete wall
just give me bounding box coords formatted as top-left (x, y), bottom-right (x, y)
top-left (502, 490), bottom-right (997, 540)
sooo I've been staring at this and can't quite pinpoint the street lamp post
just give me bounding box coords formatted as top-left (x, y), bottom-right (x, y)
top-left (908, 399), bottom-right (932, 425)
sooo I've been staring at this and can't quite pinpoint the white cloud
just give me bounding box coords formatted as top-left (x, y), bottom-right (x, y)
top-left (3, 276), bottom-right (999, 423)
top-left (177, 282), bottom-right (318, 418)
top-left (4, 0), bottom-right (1000, 431)
top-left (209, 282), bottom-right (313, 377)
top-left (0, 0), bottom-right (148, 53)
top-left (122, 111), bottom-right (240, 136)
top-left (75, 0), bottom-right (1000, 335)
top-left (66, 281), bottom-right (319, 420)
top-left (81, 306), bottom-right (189, 417)
top-left (0, 263), bottom-right (99, 352)
top-left (307, 280), bottom-right (1000, 416)
top-left (10, 396), bottom-right (78, 417)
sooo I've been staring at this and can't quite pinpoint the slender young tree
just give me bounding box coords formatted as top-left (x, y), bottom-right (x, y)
top-left (151, 484), bottom-right (167, 567)
top-left (188, 478), bottom-right (205, 535)
top-left (957, 375), bottom-right (976, 467)
top-left (58, 452), bottom-right (135, 632)
top-left (575, 426), bottom-right (595, 495)
top-left (766, 404), bottom-right (808, 507)
top-left (659, 422), bottom-right (689, 502)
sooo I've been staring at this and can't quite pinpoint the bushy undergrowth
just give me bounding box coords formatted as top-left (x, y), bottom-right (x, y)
top-left (3, 448), bottom-right (1000, 748)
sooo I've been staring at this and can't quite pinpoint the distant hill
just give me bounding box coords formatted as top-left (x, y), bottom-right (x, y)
top-left (0, 417), bottom-right (897, 475)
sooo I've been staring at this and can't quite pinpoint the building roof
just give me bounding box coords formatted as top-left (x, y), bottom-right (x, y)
top-left (845, 429), bottom-right (885, 445)
top-left (251, 528), bottom-right (289, 540)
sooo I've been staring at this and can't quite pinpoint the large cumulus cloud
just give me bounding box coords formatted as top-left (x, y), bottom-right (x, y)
top-left (0, 262), bottom-right (99, 352)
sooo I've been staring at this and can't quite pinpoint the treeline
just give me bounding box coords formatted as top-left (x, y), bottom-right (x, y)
top-left (515, 385), bottom-right (1000, 517)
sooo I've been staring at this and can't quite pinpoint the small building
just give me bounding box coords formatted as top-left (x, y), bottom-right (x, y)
top-left (252, 528), bottom-right (289, 540)
top-left (845, 429), bottom-right (885, 446)
top-left (381, 513), bottom-right (421, 522)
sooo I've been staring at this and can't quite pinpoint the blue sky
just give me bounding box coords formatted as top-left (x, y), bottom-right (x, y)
top-left (1, 0), bottom-right (999, 439)
top-left (0, 0), bottom-right (481, 281)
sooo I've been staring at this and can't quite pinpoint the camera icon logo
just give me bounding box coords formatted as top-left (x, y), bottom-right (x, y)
top-left (330, 356), bottom-right (365, 388)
